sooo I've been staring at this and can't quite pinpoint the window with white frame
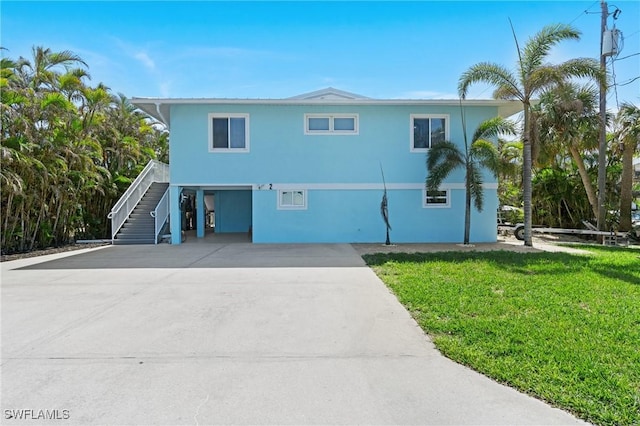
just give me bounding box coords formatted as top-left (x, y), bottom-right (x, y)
top-left (304, 114), bottom-right (358, 135)
top-left (411, 114), bottom-right (448, 151)
top-left (423, 189), bottom-right (450, 208)
top-left (278, 190), bottom-right (307, 209)
top-left (209, 113), bottom-right (249, 152)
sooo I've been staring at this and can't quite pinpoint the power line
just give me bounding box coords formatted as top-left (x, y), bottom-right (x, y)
top-left (610, 56), bottom-right (620, 109)
top-left (614, 52), bottom-right (639, 61)
top-left (617, 76), bottom-right (640, 87)
top-left (569, 0), bottom-right (599, 24)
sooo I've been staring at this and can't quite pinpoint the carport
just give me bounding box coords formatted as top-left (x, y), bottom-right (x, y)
top-left (171, 185), bottom-right (252, 245)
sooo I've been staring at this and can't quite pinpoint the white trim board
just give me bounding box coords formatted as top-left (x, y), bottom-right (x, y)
top-left (172, 183), bottom-right (498, 190)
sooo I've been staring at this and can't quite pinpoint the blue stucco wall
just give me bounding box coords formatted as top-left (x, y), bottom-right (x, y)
top-left (252, 188), bottom-right (498, 243)
top-left (169, 102), bottom-right (501, 243)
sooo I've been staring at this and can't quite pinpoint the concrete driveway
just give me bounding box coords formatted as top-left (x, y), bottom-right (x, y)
top-left (1, 243), bottom-right (586, 425)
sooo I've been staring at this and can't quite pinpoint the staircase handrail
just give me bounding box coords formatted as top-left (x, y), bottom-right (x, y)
top-left (151, 187), bottom-right (170, 244)
top-left (108, 160), bottom-right (169, 240)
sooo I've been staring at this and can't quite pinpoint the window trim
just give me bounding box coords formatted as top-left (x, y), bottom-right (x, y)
top-left (422, 188), bottom-right (450, 208)
top-left (208, 113), bottom-right (250, 152)
top-left (304, 113), bottom-right (359, 135)
top-left (277, 189), bottom-right (307, 210)
top-left (410, 114), bottom-right (449, 152)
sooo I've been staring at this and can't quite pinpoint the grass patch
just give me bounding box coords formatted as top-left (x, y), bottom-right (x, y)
top-left (364, 246), bottom-right (640, 426)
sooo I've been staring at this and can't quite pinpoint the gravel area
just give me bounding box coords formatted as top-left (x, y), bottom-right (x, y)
top-left (353, 234), bottom-right (596, 256)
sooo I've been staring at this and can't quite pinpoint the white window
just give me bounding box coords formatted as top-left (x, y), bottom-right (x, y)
top-left (278, 190), bottom-right (307, 210)
top-left (410, 114), bottom-right (448, 151)
top-left (423, 189), bottom-right (450, 208)
top-left (304, 114), bottom-right (358, 135)
top-left (208, 113), bottom-right (249, 152)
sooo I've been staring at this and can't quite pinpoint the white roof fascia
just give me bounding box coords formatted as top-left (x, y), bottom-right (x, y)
top-left (131, 98), bottom-right (524, 123)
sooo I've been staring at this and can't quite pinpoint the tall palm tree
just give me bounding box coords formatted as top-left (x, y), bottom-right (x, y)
top-left (532, 82), bottom-right (600, 219)
top-left (615, 103), bottom-right (640, 231)
top-left (458, 23), bottom-right (603, 246)
top-left (427, 116), bottom-right (515, 244)
top-left (15, 46), bottom-right (87, 91)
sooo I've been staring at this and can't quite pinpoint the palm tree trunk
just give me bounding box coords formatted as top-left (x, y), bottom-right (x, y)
top-left (464, 169), bottom-right (471, 244)
top-left (2, 192), bottom-right (14, 249)
top-left (523, 103), bottom-right (533, 246)
top-left (619, 139), bottom-right (635, 231)
top-left (569, 144), bottom-right (599, 219)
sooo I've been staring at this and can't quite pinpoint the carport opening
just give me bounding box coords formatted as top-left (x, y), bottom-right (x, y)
top-left (180, 187), bottom-right (253, 244)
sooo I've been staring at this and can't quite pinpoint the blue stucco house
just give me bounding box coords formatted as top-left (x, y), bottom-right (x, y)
top-left (131, 88), bottom-right (521, 245)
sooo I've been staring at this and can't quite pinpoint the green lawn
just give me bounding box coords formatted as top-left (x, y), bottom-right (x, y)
top-left (364, 246), bottom-right (640, 426)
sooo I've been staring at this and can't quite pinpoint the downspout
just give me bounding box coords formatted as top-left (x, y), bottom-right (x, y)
top-left (155, 102), bottom-right (170, 129)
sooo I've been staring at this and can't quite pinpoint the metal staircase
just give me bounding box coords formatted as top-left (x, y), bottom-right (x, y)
top-left (108, 160), bottom-right (170, 245)
top-left (113, 182), bottom-right (169, 245)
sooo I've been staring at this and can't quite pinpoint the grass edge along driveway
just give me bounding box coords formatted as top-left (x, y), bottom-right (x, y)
top-left (364, 246), bottom-right (640, 426)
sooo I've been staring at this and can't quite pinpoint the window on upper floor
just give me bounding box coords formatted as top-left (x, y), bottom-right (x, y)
top-left (423, 189), bottom-right (450, 208)
top-left (410, 114), bottom-right (448, 151)
top-left (304, 114), bottom-right (358, 135)
top-left (209, 113), bottom-right (250, 152)
top-left (278, 190), bottom-right (307, 210)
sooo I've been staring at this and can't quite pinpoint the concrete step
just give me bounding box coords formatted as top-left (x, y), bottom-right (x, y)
top-left (119, 228), bottom-right (154, 235)
top-left (113, 238), bottom-right (155, 245)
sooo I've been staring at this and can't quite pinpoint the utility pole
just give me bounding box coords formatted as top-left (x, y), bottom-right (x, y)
top-left (597, 0), bottom-right (608, 231)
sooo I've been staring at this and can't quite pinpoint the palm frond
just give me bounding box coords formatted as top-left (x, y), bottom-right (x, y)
top-left (472, 116), bottom-right (516, 142)
top-left (425, 141), bottom-right (464, 192)
top-left (467, 165), bottom-right (485, 212)
top-left (521, 24), bottom-right (581, 78)
top-left (458, 62), bottom-right (522, 100)
top-left (527, 65), bottom-right (565, 93)
top-left (470, 140), bottom-right (501, 178)
top-left (48, 50), bottom-right (88, 69)
top-left (616, 102), bottom-right (640, 143)
top-left (555, 58), bottom-right (605, 86)
top-left (493, 85), bottom-right (520, 100)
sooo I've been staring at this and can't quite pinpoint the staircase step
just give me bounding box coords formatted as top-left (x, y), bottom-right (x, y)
top-left (112, 180), bottom-right (169, 245)
top-left (113, 238), bottom-right (155, 245)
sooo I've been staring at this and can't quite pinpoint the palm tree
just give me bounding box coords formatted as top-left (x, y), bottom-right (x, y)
top-left (497, 138), bottom-right (523, 208)
top-left (532, 83), bottom-right (600, 219)
top-left (615, 103), bottom-right (640, 231)
top-left (458, 23), bottom-right (603, 246)
top-left (1, 46), bottom-right (165, 252)
top-left (16, 46), bottom-right (87, 91)
top-left (427, 116), bottom-right (515, 244)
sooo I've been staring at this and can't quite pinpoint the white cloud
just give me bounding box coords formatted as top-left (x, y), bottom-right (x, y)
top-left (182, 46), bottom-right (276, 59)
top-left (159, 81), bottom-right (171, 98)
top-left (134, 52), bottom-right (155, 70)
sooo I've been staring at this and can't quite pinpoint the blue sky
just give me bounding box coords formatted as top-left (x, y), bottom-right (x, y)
top-left (2, 1), bottom-right (639, 108)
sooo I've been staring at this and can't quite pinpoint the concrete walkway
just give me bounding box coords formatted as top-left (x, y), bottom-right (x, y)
top-left (1, 244), bottom-right (587, 425)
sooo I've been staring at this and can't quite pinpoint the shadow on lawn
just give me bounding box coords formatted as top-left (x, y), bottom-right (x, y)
top-left (363, 247), bottom-right (640, 287)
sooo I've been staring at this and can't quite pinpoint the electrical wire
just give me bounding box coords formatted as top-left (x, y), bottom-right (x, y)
top-left (569, 1), bottom-right (599, 24)
top-left (617, 76), bottom-right (640, 87)
top-left (614, 52), bottom-right (639, 61)
top-left (609, 56), bottom-right (620, 109)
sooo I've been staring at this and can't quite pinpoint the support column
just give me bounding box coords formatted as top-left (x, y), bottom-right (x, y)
top-left (170, 186), bottom-right (182, 245)
top-left (196, 188), bottom-right (205, 238)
